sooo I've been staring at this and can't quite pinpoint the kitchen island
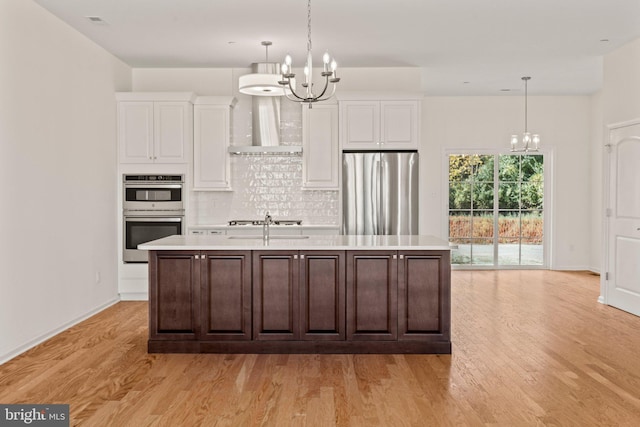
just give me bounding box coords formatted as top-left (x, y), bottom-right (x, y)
top-left (139, 234), bottom-right (452, 354)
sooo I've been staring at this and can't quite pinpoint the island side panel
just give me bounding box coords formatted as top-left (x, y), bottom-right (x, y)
top-left (346, 251), bottom-right (398, 341)
top-left (398, 250), bottom-right (451, 345)
top-left (253, 251), bottom-right (300, 340)
top-left (300, 251), bottom-right (346, 341)
top-left (200, 251), bottom-right (252, 341)
top-left (148, 250), bottom-right (199, 341)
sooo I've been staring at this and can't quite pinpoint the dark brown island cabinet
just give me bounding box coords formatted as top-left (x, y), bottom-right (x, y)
top-left (148, 249), bottom-right (451, 354)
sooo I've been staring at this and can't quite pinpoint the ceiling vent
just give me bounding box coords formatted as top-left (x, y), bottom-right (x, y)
top-left (85, 16), bottom-right (107, 25)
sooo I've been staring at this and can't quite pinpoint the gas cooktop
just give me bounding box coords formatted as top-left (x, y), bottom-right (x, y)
top-left (228, 219), bottom-right (302, 226)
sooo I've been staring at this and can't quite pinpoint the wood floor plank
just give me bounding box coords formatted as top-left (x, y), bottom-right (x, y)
top-left (2, 271), bottom-right (640, 426)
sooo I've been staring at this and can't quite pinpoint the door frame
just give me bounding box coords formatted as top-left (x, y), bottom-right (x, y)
top-left (600, 118), bottom-right (640, 305)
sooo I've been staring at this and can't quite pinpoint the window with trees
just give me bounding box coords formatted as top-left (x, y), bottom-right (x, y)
top-left (448, 153), bottom-right (544, 267)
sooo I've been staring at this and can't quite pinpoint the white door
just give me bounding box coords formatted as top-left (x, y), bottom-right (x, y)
top-left (605, 121), bottom-right (640, 316)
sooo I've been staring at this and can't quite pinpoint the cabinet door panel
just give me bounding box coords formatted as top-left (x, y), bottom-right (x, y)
top-left (300, 251), bottom-right (345, 340)
top-left (119, 102), bottom-right (153, 163)
top-left (398, 251), bottom-right (451, 341)
top-left (201, 251), bottom-right (251, 340)
top-left (341, 101), bottom-right (380, 149)
top-left (253, 252), bottom-right (300, 340)
top-left (380, 101), bottom-right (418, 149)
top-left (154, 102), bottom-right (188, 163)
top-left (194, 105), bottom-right (230, 189)
top-left (302, 105), bottom-right (339, 189)
top-left (346, 251), bottom-right (397, 340)
top-left (149, 251), bottom-right (198, 340)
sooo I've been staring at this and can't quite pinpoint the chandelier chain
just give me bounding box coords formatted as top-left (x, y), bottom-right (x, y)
top-left (277, 0), bottom-right (340, 105)
top-left (307, 0), bottom-right (312, 52)
top-left (524, 77), bottom-right (528, 133)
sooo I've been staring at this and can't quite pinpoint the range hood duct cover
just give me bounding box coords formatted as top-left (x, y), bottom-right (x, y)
top-left (248, 63), bottom-right (281, 147)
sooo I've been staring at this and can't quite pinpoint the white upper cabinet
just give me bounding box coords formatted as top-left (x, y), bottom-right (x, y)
top-left (340, 101), bottom-right (380, 149)
top-left (116, 92), bottom-right (195, 164)
top-left (193, 96), bottom-right (236, 191)
top-left (338, 93), bottom-right (421, 150)
top-left (302, 104), bottom-right (339, 189)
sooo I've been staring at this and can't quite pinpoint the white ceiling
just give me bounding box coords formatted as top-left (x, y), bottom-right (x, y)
top-left (33, 0), bottom-right (640, 95)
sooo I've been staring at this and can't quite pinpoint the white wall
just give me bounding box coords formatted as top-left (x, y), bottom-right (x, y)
top-left (0, 0), bottom-right (131, 363)
top-left (589, 90), bottom-right (604, 273)
top-left (603, 38), bottom-right (640, 125)
top-left (132, 67), bottom-right (593, 270)
top-left (420, 96), bottom-right (592, 270)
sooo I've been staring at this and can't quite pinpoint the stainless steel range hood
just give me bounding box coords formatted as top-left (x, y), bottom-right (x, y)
top-left (232, 63), bottom-right (302, 156)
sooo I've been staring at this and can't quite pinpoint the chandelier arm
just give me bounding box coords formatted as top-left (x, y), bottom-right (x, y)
top-left (315, 84), bottom-right (338, 102)
top-left (313, 75), bottom-right (331, 100)
top-left (284, 80), bottom-right (308, 101)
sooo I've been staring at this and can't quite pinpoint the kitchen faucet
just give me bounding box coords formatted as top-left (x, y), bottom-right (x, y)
top-left (263, 211), bottom-right (273, 241)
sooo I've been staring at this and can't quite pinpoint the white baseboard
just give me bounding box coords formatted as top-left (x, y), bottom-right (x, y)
top-left (0, 297), bottom-right (120, 365)
top-left (550, 265), bottom-right (591, 271)
top-left (119, 292), bottom-right (148, 301)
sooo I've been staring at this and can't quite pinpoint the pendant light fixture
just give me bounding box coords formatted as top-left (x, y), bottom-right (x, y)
top-left (239, 41), bottom-right (293, 97)
top-left (278, 0), bottom-right (340, 107)
top-left (510, 76), bottom-right (540, 152)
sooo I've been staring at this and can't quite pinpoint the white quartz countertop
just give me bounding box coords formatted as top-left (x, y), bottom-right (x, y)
top-left (189, 224), bottom-right (340, 229)
top-left (139, 234), bottom-right (452, 251)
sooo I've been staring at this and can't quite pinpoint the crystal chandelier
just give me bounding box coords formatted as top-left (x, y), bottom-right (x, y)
top-left (278, 0), bottom-right (340, 107)
top-left (510, 76), bottom-right (540, 152)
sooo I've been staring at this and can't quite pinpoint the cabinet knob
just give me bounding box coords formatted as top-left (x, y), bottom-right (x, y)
top-left (393, 254), bottom-right (397, 260)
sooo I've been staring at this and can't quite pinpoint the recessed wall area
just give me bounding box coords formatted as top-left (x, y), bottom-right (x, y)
top-left (190, 155), bottom-right (339, 224)
top-left (188, 86), bottom-right (339, 225)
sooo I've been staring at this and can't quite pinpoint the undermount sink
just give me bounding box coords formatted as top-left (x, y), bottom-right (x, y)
top-left (227, 235), bottom-right (310, 240)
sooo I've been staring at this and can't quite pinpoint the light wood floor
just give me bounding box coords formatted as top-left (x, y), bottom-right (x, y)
top-left (1, 271), bottom-right (639, 426)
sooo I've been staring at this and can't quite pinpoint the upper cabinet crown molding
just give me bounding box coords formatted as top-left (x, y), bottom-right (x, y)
top-left (194, 96), bottom-right (237, 107)
top-left (336, 91), bottom-right (423, 101)
top-left (116, 92), bottom-right (197, 103)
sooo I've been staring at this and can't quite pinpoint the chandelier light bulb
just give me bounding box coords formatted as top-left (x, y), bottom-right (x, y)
top-left (281, 63), bottom-right (288, 75)
top-left (322, 51), bottom-right (331, 72)
top-left (532, 134), bottom-right (541, 149)
top-left (284, 54), bottom-right (292, 67)
top-left (331, 59), bottom-right (337, 72)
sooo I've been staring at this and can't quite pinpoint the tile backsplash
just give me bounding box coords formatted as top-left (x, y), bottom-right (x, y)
top-left (190, 95), bottom-right (339, 225)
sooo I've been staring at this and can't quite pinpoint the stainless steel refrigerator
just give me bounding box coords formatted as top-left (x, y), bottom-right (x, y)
top-left (342, 151), bottom-right (419, 235)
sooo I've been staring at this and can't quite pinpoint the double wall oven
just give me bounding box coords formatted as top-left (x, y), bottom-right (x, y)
top-left (123, 174), bottom-right (184, 263)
